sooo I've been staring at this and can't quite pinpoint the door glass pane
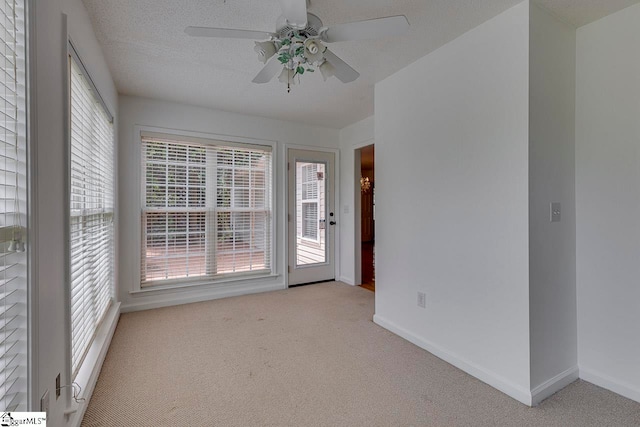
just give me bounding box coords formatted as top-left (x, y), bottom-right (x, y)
top-left (296, 161), bottom-right (326, 266)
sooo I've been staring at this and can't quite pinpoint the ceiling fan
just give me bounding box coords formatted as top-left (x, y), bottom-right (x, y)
top-left (185, 0), bottom-right (409, 90)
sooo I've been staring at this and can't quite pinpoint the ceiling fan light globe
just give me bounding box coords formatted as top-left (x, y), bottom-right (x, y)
top-left (304, 39), bottom-right (324, 63)
top-left (278, 68), bottom-right (296, 85)
top-left (319, 60), bottom-right (335, 81)
top-left (254, 41), bottom-right (277, 64)
top-left (306, 40), bottom-right (319, 54)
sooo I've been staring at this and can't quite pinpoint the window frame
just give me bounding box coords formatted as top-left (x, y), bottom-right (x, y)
top-left (135, 127), bottom-right (277, 292)
top-left (66, 40), bottom-right (115, 380)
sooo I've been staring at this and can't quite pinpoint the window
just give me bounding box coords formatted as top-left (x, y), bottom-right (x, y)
top-left (300, 164), bottom-right (319, 241)
top-left (69, 54), bottom-right (114, 377)
top-left (141, 133), bottom-right (272, 285)
top-left (301, 203), bottom-right (318, 240)
top-left (0, 0), bottom-right (28, 411)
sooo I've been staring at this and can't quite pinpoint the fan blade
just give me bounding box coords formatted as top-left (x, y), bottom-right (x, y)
top-left (252, 56), bottom-right (283, 84)
top-left (279, 0), bottom-right (308, 29)
top-left (323, 49), bottom-right (360, 83)
top-left (185, 26), bottom-right (276, 40)
top-left (320, 15), bottom-right (409, 43)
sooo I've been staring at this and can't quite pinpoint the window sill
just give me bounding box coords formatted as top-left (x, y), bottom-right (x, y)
top-left (130, 272), bottom-right (281, 296)
top-left (67, 302), bottom-right (120, 427)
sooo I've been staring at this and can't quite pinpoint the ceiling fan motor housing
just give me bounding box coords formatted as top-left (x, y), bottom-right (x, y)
top-left (276, 13), bottom-right (323, 39)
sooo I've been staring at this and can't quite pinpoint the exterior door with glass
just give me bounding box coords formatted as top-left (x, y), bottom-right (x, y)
top-left (287, 149), bottom-right (335, 286)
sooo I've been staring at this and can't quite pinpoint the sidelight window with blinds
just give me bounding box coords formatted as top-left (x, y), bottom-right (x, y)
top-left (69, 54), bottom-right (114, 377)
top-left (141, 133), bottom-right (272, 285)
top-left (0, 0), bottom-right (27, 411)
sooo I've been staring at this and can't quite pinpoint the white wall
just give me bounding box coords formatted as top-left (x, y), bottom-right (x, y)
top-left (576, 3), bottom-right (640, 403)
top-left (338, 116), bottom-right (374, 285)
top-left (528, 3), bottom-right (578, 401)
top-left (374, 1), bottom-right (532, 403)
top-left (118, 96), bottom-right (339, 312)
top-left (31, 0), bottom-right (118, 424)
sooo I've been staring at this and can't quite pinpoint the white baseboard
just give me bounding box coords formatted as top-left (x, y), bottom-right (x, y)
top-left (68, 302), bottom-right (121, 427)
top-left (373, 314), bottom-right (533, 406)
top-left (121, 283), bottom-right (285, 313)
top-left (531, 366), bottom-right (579, 405)
top-left (580, 366), bottom-right (640, 403)
top-left (338, 276), bottom-right (355, 285)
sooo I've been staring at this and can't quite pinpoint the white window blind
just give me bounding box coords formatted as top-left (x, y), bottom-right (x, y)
top-left (141, 135), bottom-right (272, 285)
top-left (301, 203), bottom-right (317, 240)
top-left (69, 57), bottom-right (114, 377)
top-left (300, 164), bottom-right (318, 240)
top-left (0, 0), bottom-right (27, 411)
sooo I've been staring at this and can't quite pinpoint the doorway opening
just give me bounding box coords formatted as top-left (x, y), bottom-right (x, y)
top-left (358, 144), bottom-right (375, 292)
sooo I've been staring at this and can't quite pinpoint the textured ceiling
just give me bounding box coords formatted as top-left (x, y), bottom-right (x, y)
top-left (82, 0), bottom-right (640, 129)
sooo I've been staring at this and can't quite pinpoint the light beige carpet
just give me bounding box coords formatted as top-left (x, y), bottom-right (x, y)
top-left (82, 282), bottom-right (640, 426)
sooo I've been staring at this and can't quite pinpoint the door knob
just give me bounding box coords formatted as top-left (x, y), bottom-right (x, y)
top-left (329, 221), bottom-right (336, 226)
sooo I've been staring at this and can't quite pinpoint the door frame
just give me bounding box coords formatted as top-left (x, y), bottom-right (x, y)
top-left (352, 139), bottom-right (375, 286)
top-left (284, 144), bottom-right (340, 287)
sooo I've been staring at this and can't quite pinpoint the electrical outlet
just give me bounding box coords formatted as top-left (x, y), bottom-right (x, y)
top-left (550, 202), bottom-right (561, 222)
top-left (40, 390), bottom-right (49, 414)
top-left (55, 373), bottom-right (61, 399)
top-left (417, 292), bottom-right (426, 308)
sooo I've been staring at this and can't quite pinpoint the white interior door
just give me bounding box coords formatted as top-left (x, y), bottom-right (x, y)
top-left (287, 149), bottom-right (335, 286)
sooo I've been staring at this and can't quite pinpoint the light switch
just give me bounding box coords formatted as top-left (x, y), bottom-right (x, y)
top-left (343, 205), bottom-right (350, 214)
top-left (550, 202), bottom-right (561, 222)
